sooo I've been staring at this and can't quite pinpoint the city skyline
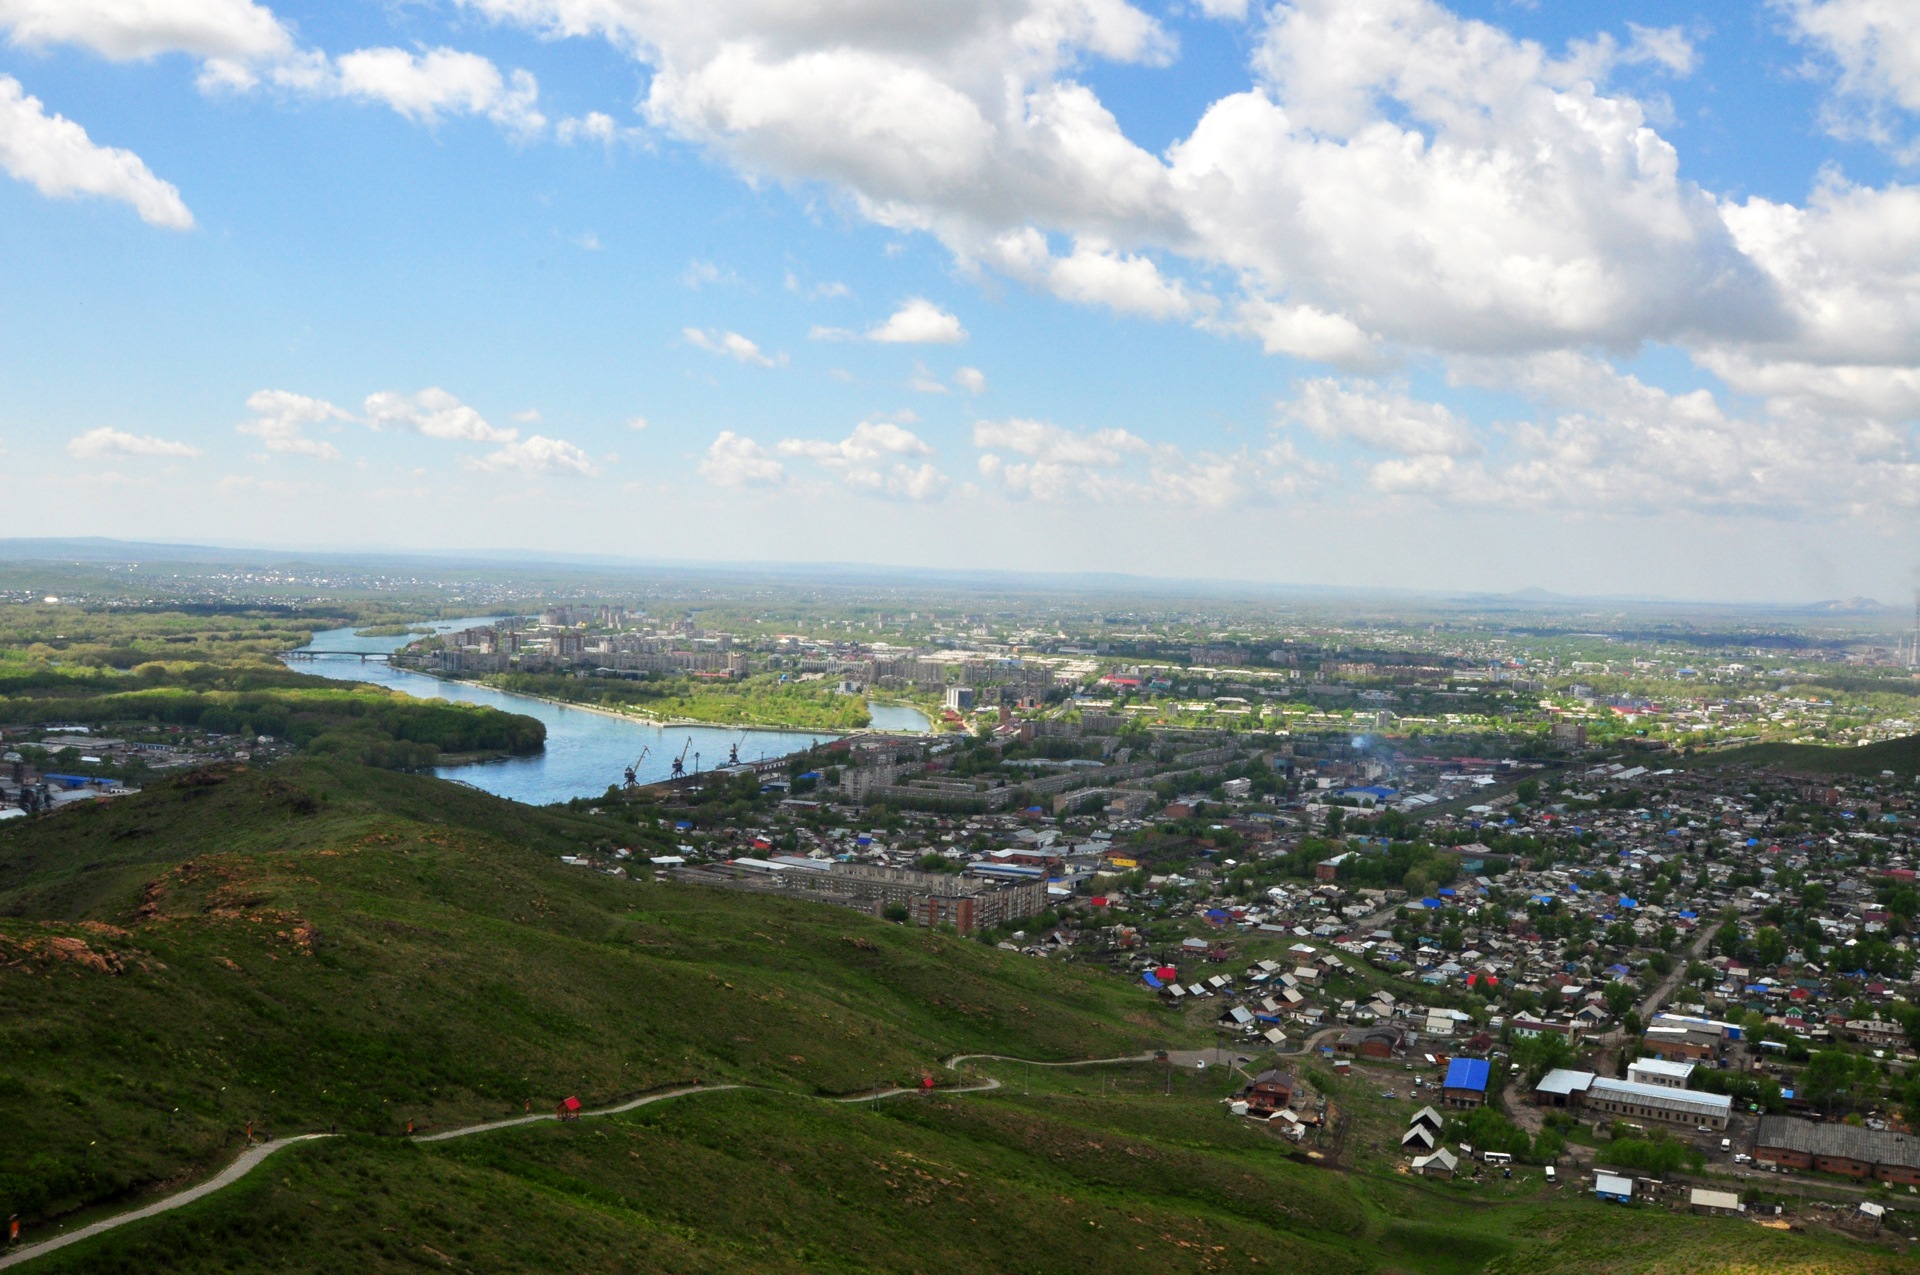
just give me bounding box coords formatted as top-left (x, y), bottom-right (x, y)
top-left (5, 1), bottom-right (1920, 601)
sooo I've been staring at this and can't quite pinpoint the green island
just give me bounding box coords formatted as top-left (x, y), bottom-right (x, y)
top-left (476, 670), bottom-right (881, 731)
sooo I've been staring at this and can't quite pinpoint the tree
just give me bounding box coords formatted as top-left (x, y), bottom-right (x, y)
top-left (1512, 1030), bottom-right (1576, 1083)
top-left (1602, 980), bottom-right (1637, 1018)
top-left (1754, 926), bottom-right (1788, 968)
top-left (1801, 1050), bottom-right (1871, 1110)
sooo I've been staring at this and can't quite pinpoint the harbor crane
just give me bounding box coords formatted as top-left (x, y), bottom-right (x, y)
top-left (670, 737), bottom-right (693, 779)
top-left (622, 747), bottom-right (651, 789)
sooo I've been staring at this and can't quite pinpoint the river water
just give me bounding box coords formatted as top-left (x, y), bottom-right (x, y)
top-left (285, 619), bottom-right (928, 805)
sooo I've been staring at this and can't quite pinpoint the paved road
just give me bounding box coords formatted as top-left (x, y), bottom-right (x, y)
top-left (1639, 922), bottom-right (1715, 1022)
top-left (0, 1053), bottom-right (1183, 1270)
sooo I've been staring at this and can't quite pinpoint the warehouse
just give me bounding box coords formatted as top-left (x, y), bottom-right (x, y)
top-left (1529, 1071), bottom-right (1731, 1131)
top-left (1754, 1118), bottom-right (1920, 1186)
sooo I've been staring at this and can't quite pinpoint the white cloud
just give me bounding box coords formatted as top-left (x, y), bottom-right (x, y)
top-left (776, 420), bottom-right (947, 499)
top-left (682, 259), bottom-right (738, 288)
top-left (1622, 23), bottom-right (1698, 76)
top-left (786, 271), bottom-right (851, 300)
top-left (1786, 0), bottom-right (1920, 151)
top-left (334, 47), bottom-right (546, 139)
top-left (466, 434), bottom-right (601, 477)
top-left (455, 0), bottom-right (1783, 364)
top-left (556, 110), bottom-right (619, 144)
top-left (68, 426), bottom-right (201, 460)
top-left (1282, 380), bottom-right (1480, 457)
top-left (1311, 353), bottom-right (1920, 515)
top-left (867, 298), bottom-right (967, 344)
top-left (683, 327), bottom-right (782, 366)
top-left (237, 389), bottom-right (346, 459)
top-left (1218, 297), bottom-right (1378, 368)
top-left (986, 228), bottom-right (1202, 319)
top-left (363, 388), bottom-right (518, 442)
top-left (0, 0), bottom-right (293, 79)
top-left (1718, 176), bottom-right (1920, 370)
top-left (971, 416), bottom-right (1322, 505)
top-left (0, 75), bottom-right (193, 228)
top-left (698, 430), bottom-right (786, 488)
top-left (626, 415), bottom-right (649, 431)
top-left (954, 366), bottom-right (987, 395)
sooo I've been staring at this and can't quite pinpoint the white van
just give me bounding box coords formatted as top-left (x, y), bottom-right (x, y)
top-left (1719, 1138), bottom-right (1731, 1153)
top-left (1544, 1166), bottom-right (1557, 1183)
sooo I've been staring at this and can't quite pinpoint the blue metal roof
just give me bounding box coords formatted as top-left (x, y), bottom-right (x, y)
top-left (1444, 1057), bottom-right (1490, 1092)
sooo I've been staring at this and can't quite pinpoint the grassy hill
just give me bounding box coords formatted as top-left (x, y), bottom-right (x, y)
top-left (1693, 733), bottom-right (1920, 777)
top-left (15, 1062), bottom-right (1905, 1275)
top-left (0, 760), bottom-right (1164, 1229)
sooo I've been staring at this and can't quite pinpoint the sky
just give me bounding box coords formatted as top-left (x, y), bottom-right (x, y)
top-left (3, 1), bottom-right (1920, 603)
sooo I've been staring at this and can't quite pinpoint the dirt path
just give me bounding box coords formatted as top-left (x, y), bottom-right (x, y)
top-left (0, 1135), bottom-right (333, 1271)
top-left (0, 1053), bottom-right (1174, 1270)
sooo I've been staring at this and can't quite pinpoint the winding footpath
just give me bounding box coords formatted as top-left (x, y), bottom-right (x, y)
top-left (0, 1053), bottom-right (1180, 1270)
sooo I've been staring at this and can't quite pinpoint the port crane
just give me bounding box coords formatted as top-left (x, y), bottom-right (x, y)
top-left (622, 747), bottom-right (651, 789)
top-left (669, 737), bottom-right (693, 779)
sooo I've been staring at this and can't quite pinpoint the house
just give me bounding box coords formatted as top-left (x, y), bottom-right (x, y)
top-left (1401, 1124), bottom-right (1438, 1151)
top-left (1408, 1105), bottom-right (1445, 1132)
top-left (1411, 1147), bottom-right (1458, 1177)
top-left (1442, 1057), bottom-right (1490, 1108)
top-left (1336, 1026), bottom-right (1401, 1058)
top-left (1242, 1069), bottom-right (1297, 1115)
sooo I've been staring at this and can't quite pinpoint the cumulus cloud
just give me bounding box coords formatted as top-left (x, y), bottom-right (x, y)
top-left (237, 389), bottom-right (347, 459)
top-left (684, 327), bottom-right (782, 366)
top-left (1283, 380), bottom-right (1480, 457)
top-left (68, 426), bottom-right (201, 459)
top-left (0, 0), bottom-right (294, 89)
top-left (1786, 0), bottom-right (1920, 151)
top-left (969, 417), bottom-right (1298, 506)
top-left (453, 0), bottom-right (1790, 365)
top-left (1299, 354), bottom-right (1920, 515)
top-left (363, 388), bottom-right (518, 442)
top-left (333, 47), bottom-right (545, 138)
top-left (698, 430), bottom-right (785, 489)
top-left (0, 75), bottom-right (193, 228)
top-left (466, 434), bottom-right (601, 476)
top-left (777, 419), bottom-right (947, 499)
top-left (954, 366), bottom-right (987, 395)
top-left (867, 298), bottom-right (967, 343)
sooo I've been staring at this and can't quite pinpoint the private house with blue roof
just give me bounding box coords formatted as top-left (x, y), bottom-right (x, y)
top-left (1442, 1057), bottom-right (1490, 1108)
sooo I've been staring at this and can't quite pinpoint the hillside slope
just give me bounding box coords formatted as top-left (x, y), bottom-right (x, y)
top-left (1695, 733), bottom-right (1920, 777)
top-left (0, 760), bottom-right (1163, 1227)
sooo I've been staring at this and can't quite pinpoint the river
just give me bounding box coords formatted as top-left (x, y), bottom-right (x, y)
top-left (285, 619), bottom-right (928, 805)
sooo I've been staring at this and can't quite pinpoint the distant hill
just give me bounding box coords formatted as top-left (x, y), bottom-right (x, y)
top-left (1695, 733), bottom-right (1920, 777)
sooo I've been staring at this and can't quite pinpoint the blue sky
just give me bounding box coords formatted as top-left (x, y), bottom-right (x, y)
top-left (2, 0), bottom-right (1919, 602)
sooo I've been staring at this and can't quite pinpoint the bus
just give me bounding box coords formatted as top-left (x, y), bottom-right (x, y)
top-left (1482, 1152), bottom-right (1513, 1167)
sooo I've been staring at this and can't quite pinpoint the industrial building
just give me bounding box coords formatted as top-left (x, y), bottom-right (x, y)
top-left (1754, 1118), bottom-right (1920, 1186)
